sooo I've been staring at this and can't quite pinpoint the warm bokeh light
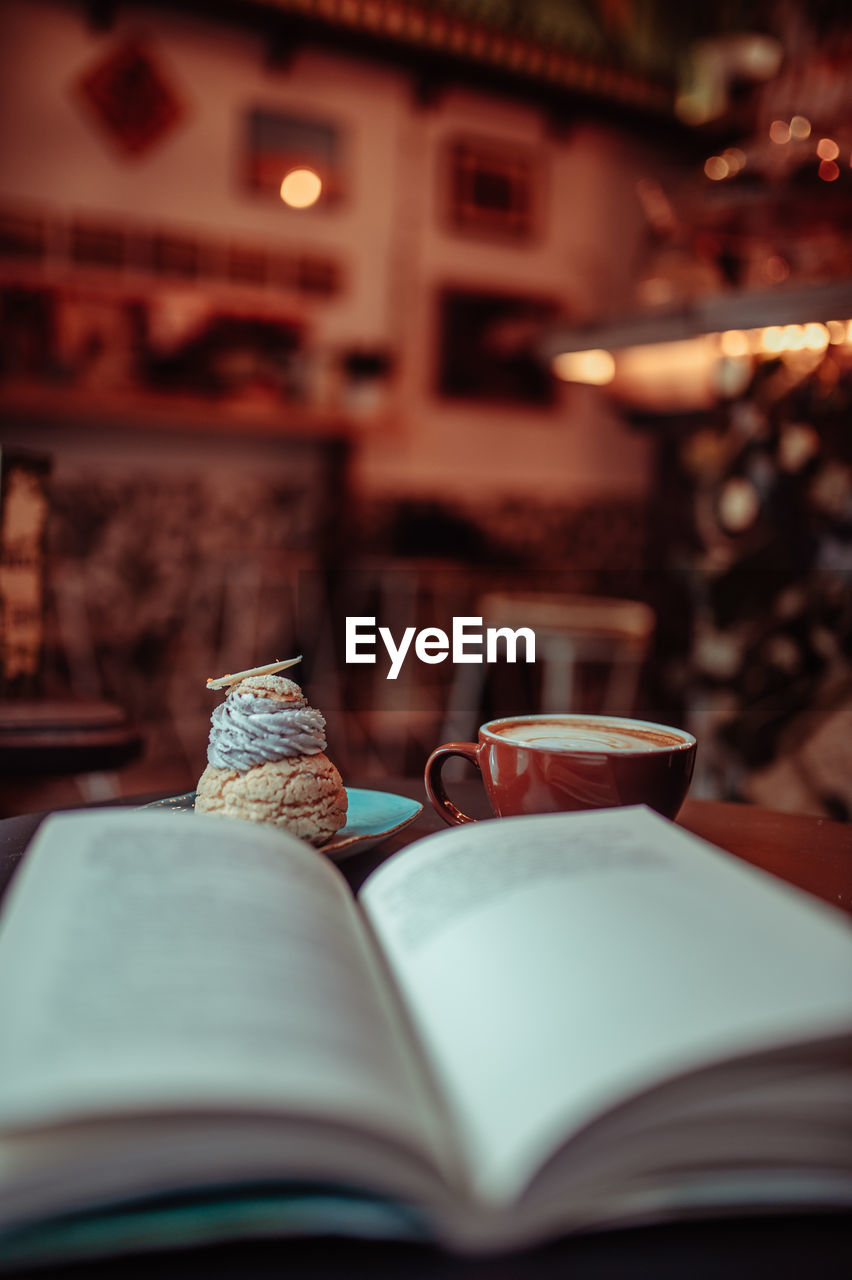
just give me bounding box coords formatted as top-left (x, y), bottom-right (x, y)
top-left (716, 353), bottom-right (752, 398)
top-left (719, 477), bottom-right (760, 533)
top-left (769, 119), bottom-right (791, 143)
top-left (613, 337), bottom-right (722, 411)
top-left (722, 147), bottom-right (746, 173)
top-left (816, 138), bottom-right (839, 161)
top-left (763, 255), bottom-right (790, 283)
top-left (279, 167), bottom-right (323, 208)
top-left (637, 276), bottom-right (677, 306)
top-left (554, 317), bottom-right (844, 399)
top-left (789, 115), bottom-right (811, 140)
top-left (674, 93), bottom-right (707, 126)
top-left (818, 159), bottom-right (840, 182)
top-left (802, 323), bottom-right (829, 351)
top-left (634, 177), bottom-right (677, 235)
top-left (779, 423), bottom-right (819, 472)
top-left (720, 330), bottom-right (750, 358)
top-left (704, 155), bottom-right (729, 180)
top-left (552, 349), bottom-right (615, 385)
top-left (738, 33), bottom-right (784, 78)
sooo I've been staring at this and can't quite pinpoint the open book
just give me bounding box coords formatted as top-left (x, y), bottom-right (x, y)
top-left (0, 805), bottom-right (851, 1267)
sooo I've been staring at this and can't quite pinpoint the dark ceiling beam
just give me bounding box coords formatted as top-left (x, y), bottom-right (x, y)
top-left (411, 72), bottom-right (447, 112)
top-left (72, 0), bottom-right (701, 154)
top-left (262, 14), bottom-right (306, 72)
top-left (83, 0), bottom-right (120, 31)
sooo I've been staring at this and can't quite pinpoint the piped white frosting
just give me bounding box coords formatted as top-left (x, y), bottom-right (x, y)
top-left (207, 687), bottom-right (327, 771)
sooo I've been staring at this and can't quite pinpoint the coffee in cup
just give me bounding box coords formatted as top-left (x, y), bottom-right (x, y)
top-left (425, 714), bottom-right (696, 825)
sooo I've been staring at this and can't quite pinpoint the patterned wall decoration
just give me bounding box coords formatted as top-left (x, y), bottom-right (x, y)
top-left (75, 39), bottom-right (184, 157)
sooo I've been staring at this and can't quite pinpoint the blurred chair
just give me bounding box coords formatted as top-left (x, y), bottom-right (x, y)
top-left (441, 591), bottom-right (656, 743)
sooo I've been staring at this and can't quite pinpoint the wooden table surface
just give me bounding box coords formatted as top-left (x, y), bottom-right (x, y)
top-left (338, 780), bottom-right (852, 916)
top-left (1, 783), bottom-right (851, 917)
top-left (677, 795), bottom-right (852, 916)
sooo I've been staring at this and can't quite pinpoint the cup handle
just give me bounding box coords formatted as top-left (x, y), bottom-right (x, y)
top-left (424, 742), bottom-right (481, 825)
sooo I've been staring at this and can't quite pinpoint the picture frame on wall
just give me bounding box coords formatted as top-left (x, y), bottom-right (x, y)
top-left (444, 135), bottom-right (538, 241)
top-left (436, 287), bottom-right (558, 406)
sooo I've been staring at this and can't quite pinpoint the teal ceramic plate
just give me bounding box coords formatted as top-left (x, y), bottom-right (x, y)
top-left (143, 787), bottom-right (423, 861)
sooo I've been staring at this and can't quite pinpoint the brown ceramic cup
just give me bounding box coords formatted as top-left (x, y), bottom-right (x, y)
top-left (425, 713), bottom-right (696, 825)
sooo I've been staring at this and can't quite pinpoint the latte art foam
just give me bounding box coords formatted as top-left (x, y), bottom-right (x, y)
top-left (493, 718), bottom-right (688, 753)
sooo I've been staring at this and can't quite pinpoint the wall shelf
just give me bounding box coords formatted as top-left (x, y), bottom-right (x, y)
top-left (540, 279), bottom-right (852, 358)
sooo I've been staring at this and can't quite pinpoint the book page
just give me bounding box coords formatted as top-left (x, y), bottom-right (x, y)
top-left (360, 806), bottom-right (852, 1204)
top-left (0, 810), bottom-right (449, 1180)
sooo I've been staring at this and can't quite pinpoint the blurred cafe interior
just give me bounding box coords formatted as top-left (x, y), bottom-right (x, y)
top-left (1, 0), bottom-right (851, 819)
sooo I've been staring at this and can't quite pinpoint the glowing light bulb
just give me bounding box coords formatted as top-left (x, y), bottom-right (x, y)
top-left (789, 115), bottom-right (811, 139)
top-left (818, 159), bottom-right (840, 182)
top-left (704, 156), bottom-right (729, 180)
top-left (719, 477), bottom-right (759, 532)
top-left (826, 320), bottom-right (846, 344)
top-left (781, 325), bottom-right (806, 350)
top-left (761, 326), bottom-right (785, 353)
top-left (720, 330), bottom-right (749, 358)
top-left (769, 120), bottom-right (791, 143)
top-left (280, 168), bottom-right (323, 209)
top-left (816, 138), bottom-right (839, 161)
top-left (722, 147), bottom-right (746, 173)
top-left (802, 323), bottom-right (829, 351)
top-left (552, 349), bottom-right (615, 385)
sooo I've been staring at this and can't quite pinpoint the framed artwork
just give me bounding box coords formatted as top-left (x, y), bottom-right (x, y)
top-left (445, 136), bottom-right (537, 240)
top-left (76, 40), bottom-right (184, 157)
top-left (244, 108), bottom-right (343, 204)
top-left (437, 287), bottom-right (557, 406)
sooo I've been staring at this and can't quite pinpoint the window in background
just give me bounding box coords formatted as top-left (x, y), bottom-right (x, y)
top-left (445, 137), bottom-right (537, 240)
top-left (437, 288), bottom-right (557, 406)
top-left (244, 109), bottom-right (343, 206)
